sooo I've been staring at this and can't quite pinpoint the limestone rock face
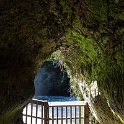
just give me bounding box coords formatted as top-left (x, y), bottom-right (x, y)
top-left (0, 0), bottom-right (124, 124)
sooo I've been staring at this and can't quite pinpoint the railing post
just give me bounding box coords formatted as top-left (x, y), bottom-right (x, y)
top-left (84, 103), bottom-right (89, 124)
top-left (44, 102), bottom-right (49, 124)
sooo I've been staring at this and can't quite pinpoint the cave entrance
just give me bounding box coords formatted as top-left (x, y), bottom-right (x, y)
top-left (23, 60), bottom-right (77, 123)
top-left (34, 60), bottom-right (72, 97)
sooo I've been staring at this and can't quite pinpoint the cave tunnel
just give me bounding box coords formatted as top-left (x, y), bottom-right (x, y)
top-left (0, 0), bottom-right (124, 124)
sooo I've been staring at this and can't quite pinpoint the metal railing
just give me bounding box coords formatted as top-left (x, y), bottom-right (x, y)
top-left (23, 99), bottom-right (89, 124)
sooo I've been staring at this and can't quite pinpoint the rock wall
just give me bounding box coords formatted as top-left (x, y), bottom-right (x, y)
top-left (0, 0), bottom-right (124, 124)
top-left (0, 0), bottom-right (59, 123)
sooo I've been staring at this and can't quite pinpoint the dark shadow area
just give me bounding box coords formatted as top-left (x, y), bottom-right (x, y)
top-left (34, 61), bottom-right (71, 96)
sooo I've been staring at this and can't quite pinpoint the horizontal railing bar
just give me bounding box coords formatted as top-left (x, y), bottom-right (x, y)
top-left (48, 101), bottom-right (86, 106)
top-left (48, 117), bottom-right (84, 120)
top-left (23, 115), bottom-right (84, 120)
top-left (30, 99), bottom-right (86, 106)
top-left (48, 105), bottom-right (85, 107)
top-left (23, 114), bottom-right (45, 119)
top-left (30, 99), bottom-right (47, 105)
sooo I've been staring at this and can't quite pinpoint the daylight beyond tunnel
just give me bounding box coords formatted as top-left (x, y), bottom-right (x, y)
top-left (34, 61), bottom-right (70, 96)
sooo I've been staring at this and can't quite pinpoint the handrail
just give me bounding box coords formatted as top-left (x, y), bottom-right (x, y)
top-left (23, 99), bottom-right (89, 124)
top-left (48, 101), bottom-right (87, 106)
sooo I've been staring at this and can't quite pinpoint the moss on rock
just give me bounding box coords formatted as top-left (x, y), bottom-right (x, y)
top-left (0, 0), bottom-right (124, 123)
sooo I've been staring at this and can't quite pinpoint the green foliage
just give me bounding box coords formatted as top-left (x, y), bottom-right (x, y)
top-left (65, 19), bottom-right (124, 122)
top-left (59, 0), bottom-right (71, 21)
top-left (51, 1), bottom-right (124, 122)
top-left (66, 28), bottom-right (124, 100)
top-left (85, 0), bottom-right (108, 21)
top-left (66, 29), bottom-right (99, 81)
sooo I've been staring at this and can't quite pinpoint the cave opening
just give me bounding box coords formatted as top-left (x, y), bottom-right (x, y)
top-left (22, 60), bottom-right (77, 123)
top-left (33, 60), bottom-right (73, 98)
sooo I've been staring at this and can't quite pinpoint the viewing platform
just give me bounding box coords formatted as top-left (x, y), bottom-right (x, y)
top-left (23, 99), bottom-right (89, 124)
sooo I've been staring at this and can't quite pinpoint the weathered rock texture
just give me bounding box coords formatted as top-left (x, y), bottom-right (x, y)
top-left (0, 0), bottom-right (124, 124)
